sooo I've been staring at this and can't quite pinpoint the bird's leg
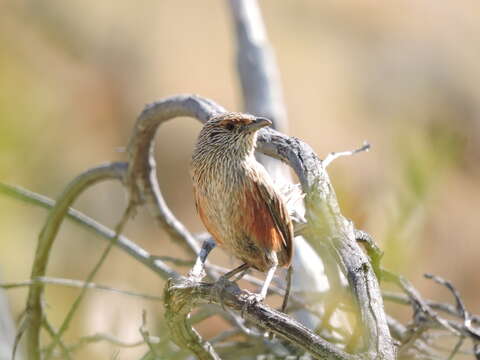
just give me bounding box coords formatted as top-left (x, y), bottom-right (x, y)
top-left (267, 264), bottom-right (293, 340)
top-left (240, 253), bottom-right (278, 318)
top-left (281, 265), bottom-right (293, 313)
top-left (259, 261), bottom-right (278, 300)
top-left (188, 237), bottom-right (216, 280)
top-left (221, 263), bottom-right (250, 280)
top-left (216, 263), bottom-right (250, 311)
top-left (231, 266), bottom-right (251, 282)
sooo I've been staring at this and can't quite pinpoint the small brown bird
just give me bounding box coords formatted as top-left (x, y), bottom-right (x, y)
top-left (191, 112), bottom-right (294, 301)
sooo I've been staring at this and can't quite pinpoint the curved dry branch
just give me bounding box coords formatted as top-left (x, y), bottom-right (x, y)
top-left (126, 95), bottom-right (226, 257)
top-left (257, 130), bottom-right (394, 358)
top-left (126, 94), bottom-right (395, 358)
top-left (20, 162), bottom-right (127, 360)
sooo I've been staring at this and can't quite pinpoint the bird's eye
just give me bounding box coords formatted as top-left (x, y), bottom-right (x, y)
top-left (225, 123), bottom-right (235, 131)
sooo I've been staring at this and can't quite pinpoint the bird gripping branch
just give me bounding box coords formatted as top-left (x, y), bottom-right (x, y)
top-left (191, 113), bottom-right (294, 302)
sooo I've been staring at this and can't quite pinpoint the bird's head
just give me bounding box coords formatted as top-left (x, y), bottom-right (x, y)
top-left (195, 112), bottom-right (272, 157)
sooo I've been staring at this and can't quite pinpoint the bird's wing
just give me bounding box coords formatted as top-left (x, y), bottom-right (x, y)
top-left (250, 178), bottom-right (294, 266)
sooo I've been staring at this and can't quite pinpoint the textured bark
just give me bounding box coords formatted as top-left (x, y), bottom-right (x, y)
top-left (165, 277), bottom-right (362, 360)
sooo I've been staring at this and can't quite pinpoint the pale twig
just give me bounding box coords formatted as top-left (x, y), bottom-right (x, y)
top-left (382, 290), bottom-right (480, 325)
top-left (322, 142), bottom-right (371, 168)
top-left (0, 276), bottom-right (162, 301)
top-left (383, 271), bottom-right (460, 336)
top-left (139, 311), bottom-right (161, 358)
top-left (387, 315), bottom-right (448, 357)
top-left (69, 332), bottom-right (159, 352)
top-left (386, 315), bottom-right (408, 343)
top-left (0, 182), bottom-right (177, 280)
top-left (424, 274), bottom-right (468, 320)
top-left (153, 256), bottom-right (194, 267)
top-left (424, 273), bottom-right (480, 350)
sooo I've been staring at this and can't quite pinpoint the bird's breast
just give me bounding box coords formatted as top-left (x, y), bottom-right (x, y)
top-left (193, 163), bottom-right (245, 237)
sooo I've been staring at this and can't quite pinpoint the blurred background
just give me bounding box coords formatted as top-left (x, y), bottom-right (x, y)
top-left (0, 0), bottom-right (479, 358)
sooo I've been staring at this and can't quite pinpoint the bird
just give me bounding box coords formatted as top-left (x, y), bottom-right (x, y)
top-left (190, 112), bottom-right (294, 303)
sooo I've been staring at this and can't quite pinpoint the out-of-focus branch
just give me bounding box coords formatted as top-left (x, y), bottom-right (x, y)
top-left (0, 182), bottom-right (177, 280)
top-left (41, 319), bottom-right (71, 360)
top-left (228, 0), bottom-right (288, 179)
top-left (383, 272), bottom-right (480, 358)
top-left (20, 162), bottom-right (128, 360)
top-left (43, 206), bottom-right (135, 359)
top-left (139, 311), bottom-right (162, 358)
top-left (228, 0), bottom-right (287, 131)
top-left (0, 276), bottom-right (162, 301)
top-left (383, 291), bottom-right (480, 326)
top-left (68, 331), bottom-right (158, 352)
top-left (424, 274), bottom-right (480, 341)
top-left (383, 271), bottom-right (459, 336)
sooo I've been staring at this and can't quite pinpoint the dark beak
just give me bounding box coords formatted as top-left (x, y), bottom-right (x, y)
top-left (246, 117), bottom-right (272, 132)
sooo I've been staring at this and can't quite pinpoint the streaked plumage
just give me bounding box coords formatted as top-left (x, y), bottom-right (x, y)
top-left (191, 113), bottom-right (294, 299)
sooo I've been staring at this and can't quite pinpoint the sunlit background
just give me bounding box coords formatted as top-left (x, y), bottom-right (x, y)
top-left (1, 0), bottom-right (479, 358)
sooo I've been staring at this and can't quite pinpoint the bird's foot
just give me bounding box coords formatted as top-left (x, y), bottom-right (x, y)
top-left (240, 290), bottom-right (265, 318)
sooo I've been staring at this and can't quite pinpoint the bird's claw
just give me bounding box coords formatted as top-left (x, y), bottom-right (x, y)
top-left (240, 290), bottom-right (265, 318)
